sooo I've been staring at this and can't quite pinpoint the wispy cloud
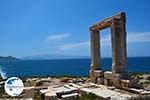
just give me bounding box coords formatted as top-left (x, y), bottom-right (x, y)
top-left (45, 32), bottom-right (150, 54)
top-left (127, 32), bottom-right (150, 42)
top-left (58, 41), bottom-right (89, 51)
top-left (98, 31), bottom-right (150, 45)
top-left (56, 35), bottom-right (110, 51)
top-left (45, 33), bottom-right (71, 42)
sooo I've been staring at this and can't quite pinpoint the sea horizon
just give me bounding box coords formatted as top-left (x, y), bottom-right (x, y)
top-left (0, 56), bottom-right (150, 79)
top-left (19, 55), bottom-right (150, 60)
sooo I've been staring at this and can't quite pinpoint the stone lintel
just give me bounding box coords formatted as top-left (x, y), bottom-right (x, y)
top-left (90, 22), bottom-right (111, 31)
top-left (90, 12), bottom-right (125, 31)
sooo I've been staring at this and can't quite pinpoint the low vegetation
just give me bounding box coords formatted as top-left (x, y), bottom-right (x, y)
top-left (129, 95), bottom-right (150, 100)
top-left (0, 85), bottom-right (5, 97)
top-left (33, 90), bottom-right (40, 100)
top-left (33, 80), bottom-right (43, 86)
top-left (77, 93), bottom-right (105, 100)
top-left (146, 76), bottom-right (150, 81)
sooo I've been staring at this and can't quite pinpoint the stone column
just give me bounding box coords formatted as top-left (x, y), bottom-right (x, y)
top-left (90, 30), bottom-right (100, 82)
top-left (111, 13), bottom-right (127, 79)
top-left (120, 13), bottom-right (127, 78)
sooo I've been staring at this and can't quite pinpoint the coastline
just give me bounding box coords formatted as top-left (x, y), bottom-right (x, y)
top-left (0, 65), bottom-right (7, 79)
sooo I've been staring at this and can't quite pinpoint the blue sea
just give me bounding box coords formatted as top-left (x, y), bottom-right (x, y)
top-left (0, 57), bottom-right (150, 79)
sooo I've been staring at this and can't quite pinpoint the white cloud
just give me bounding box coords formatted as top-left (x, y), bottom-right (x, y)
top-left (45, 32), bottom-right (150, 54)
top-left (127, 32), bottom-right (150, 42)
top-left (56, 34), bottom-right (111, 51)
top-left (96, 32), bottom-right (150, 45)
top-left (57, 35), bottom-right (111, 51)
top-left (57, 35), bottom-right (110, 51)
top-left (58, 41), bottom-right (89, 51)
top-left (45, 33), bottom-right (71, 42)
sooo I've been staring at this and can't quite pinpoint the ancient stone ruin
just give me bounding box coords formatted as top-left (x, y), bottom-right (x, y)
top-left (89, 12), bottom-right (131, 88)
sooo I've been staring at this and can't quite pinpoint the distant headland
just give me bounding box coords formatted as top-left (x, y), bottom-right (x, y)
top-left (0, 56), bottom-right (21, 61)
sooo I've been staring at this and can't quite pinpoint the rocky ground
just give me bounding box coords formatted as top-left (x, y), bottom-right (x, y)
top-left (0, 76), bottom-right (90, 99)
top-left (0, 73), bottom-right (149, 100)
top-left (129, 73), bottom-right (150, 90)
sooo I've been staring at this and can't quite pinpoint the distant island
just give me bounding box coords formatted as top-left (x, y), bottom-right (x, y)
top-left (22, 54), bottom-right (89, 60)
top-left (0, 56), bottom-right (21, 61)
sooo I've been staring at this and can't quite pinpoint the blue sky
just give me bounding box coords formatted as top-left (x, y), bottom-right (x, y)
top-left (0, 0), bottom-right (150, 58)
